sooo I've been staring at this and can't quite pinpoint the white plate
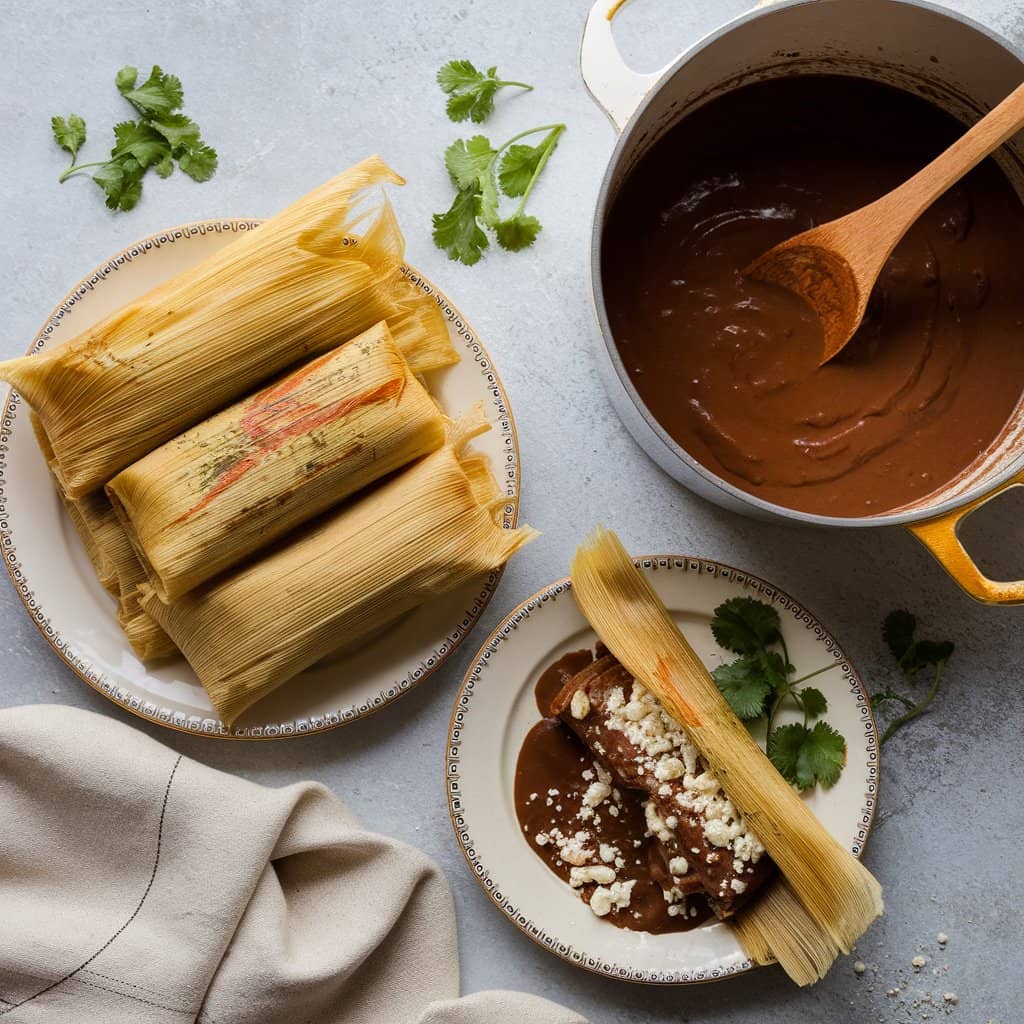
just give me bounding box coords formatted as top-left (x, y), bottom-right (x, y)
top-left (0, 220), bottom-right (520, 738)
top-left (447, 556), bottom-right (878, 984)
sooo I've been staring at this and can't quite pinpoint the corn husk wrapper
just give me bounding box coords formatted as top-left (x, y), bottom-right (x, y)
top-left (108, 321), bottom-right (449, 602)
top-left (569, 528), bottom-right (883, 986)
top-left (0, 157), bottom-right (410, 498)
top-left (62, 489), bottom-right (177, 661)
top-left (141, 408), bottom-right (537, 725)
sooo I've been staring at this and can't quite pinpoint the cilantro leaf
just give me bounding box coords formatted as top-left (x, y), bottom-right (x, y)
top-left (767, 723), bottom-right (806, 786)
top-left (498, 143), bottom-right (544, 197)
top-left (117, 64), bottom-right (183, 117)
top-left (115, 66), bottom-right (139, 94)
top-left (437, 59), bottom-right (531, 124)
top-left (912, 639), bottom-right (955, 668)
top-left (93, 157), bottom-right (145, 212)
top-left (797, 722), bottom-right (846, 789)
top-left (149, 113), bottom-right (201, 150)
top-left (711, 597), bottom-right (782, 655)
top-left (177, 141), bottom-right (218, 182)
top-left (883, 609), bottom-right (917, 663)
top-left (432, 187), bottom-right (489, 266)
top-left (498, 129), bottom-right (563, 198)
top-left (51, 115), bottom-right (86, 160)
top-left (112, 121), bottom-right (170, 169)
top-left (494, 213), bottom-right (540, 251)
top-left (712, 657), bottom-right (773, 720)
top-left (768, 722), bottom-right (845, 790)
top-left (875, 609), bottom-right (955, 745)
top-left (799, 686), bottom-right (828, 718)
top-left (444, 135), bottom-right (496, 190)
top-left (53, 62), bottom-right (215, 211)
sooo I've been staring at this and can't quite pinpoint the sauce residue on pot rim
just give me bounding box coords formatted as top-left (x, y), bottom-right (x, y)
top-left (601, 75), bottom-right (1024, 517)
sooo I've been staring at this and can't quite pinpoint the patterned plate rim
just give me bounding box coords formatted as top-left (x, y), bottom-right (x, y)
top-left (0, 218), bottom-right (521, 740)
top-left (446, 555), bottom-right (880, 985)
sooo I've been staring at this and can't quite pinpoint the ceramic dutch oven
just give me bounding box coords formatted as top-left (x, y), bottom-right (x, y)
top-left (582, 0), bottom-right (1024, 603)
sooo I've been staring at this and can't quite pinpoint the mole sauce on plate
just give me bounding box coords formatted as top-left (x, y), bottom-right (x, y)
top-left (601, 76), bottom-right (1024, 517)
top-left (514, 651), bottom-right (710, 934)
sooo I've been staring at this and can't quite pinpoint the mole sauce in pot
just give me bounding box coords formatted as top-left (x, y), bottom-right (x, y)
top-left (602, 76), bottom-right (1024, 517)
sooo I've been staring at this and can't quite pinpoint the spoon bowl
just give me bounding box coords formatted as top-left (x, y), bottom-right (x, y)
top-left (746, 79), bottom-right (1024, 363)
top-left (743, 241), bottom-right (863, 364)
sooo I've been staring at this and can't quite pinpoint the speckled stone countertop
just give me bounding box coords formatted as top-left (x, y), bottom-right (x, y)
top-left (1, 1), bottom-right (1021, 1020)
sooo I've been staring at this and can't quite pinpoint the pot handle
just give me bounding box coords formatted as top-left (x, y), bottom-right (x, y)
top-left (908, 468), bottom-right (1024, 604)
top-left (580, 0), bottom-right (670, 132)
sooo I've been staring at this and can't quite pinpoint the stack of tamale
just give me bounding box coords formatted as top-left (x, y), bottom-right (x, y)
top-left (0, 157), bottom-right (535, 724)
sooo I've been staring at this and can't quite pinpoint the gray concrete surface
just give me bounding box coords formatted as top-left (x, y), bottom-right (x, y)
top-left (2, 1), bottom-right (1022, 1020)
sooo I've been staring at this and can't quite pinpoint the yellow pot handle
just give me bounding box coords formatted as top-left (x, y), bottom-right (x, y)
top-left (908, 468), bottom-right (1024, 604)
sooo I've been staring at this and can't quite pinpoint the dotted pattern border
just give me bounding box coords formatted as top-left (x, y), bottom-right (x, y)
top-left (446, 556), bottom-right (879, 985)
top-left (0, 221), bottom-right (521, 738)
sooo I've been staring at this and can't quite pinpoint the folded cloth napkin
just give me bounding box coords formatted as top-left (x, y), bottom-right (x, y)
top-left (0, 705), bottom-right (586, 1024)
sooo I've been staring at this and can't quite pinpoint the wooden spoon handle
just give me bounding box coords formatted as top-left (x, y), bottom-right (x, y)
top-left (874, 80), bottom-right (1024, 231)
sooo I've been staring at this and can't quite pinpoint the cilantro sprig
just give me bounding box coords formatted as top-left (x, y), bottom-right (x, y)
top-left (52, 65), bottom-right (217, 211)
top-left (433, 124), bottom-right (565, 265)
top-left (872, 610), bottom-right (954, 745)
top-left (710, 597), bottom-right (846, 790)
top-left (437, 59), bottom-right (533, 123)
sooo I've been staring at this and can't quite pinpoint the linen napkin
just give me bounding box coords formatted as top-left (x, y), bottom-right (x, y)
top-left (0, 705), bottom-right (586, 1024)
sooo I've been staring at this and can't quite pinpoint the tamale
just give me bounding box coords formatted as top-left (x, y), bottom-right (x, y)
top-left (140, 411), bottom-right (536, 725)
top-left (61, 491), bottom-right (118, 596)
top-left (62, 489), bottom-right (177, 660)
top-left (387, 277), bottom-right (460, 374)
top-left (107, 321), bottom-right (449, 602)
top-left (0, 157), bottom-right (410, 497)
top-left (569, 528), bottom-right (883, 986)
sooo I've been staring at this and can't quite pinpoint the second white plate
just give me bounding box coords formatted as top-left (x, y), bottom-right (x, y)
top-left (447, 556), bottom-right (878, 984)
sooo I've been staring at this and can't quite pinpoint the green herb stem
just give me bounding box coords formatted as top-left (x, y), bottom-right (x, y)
top-left (495, 80), bottom-right (534, 91)
top-left (513, 125), bottom-right (564, 215)
top-left (880, 663), bottom-right (944, 745)
top-left (494, 123), bottom-right (565, 156)
top-left (788, 663), bottom-right (836, 688)
top-left (58, 160), bottom-right (109, 183)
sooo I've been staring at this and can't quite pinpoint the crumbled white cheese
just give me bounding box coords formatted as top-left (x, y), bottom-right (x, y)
top-left (534, 833), bottom-right (550, 847)
top-left (570, 864), bottom-right (616, 888)
top-left (588, 879), bottom-right (636, 917)
top-left (607, 805), bottom-right (619, 818)
top-left (937, 932), bottom-right (948, 945)
top-left (582, 781), bottom-right (611, 808)
top-left (547, 788), bottom-right (560, 796)
top-left (668, 857), bottom-right (689, 876)
top-left (730, 878), bottom-right (747, 895)
top-left (570, 690), bottom-right (591, 720)
top-left (560, 830), bottom-right (593, 866)
top-left (912, 956), bottom-right (927, 970)
top-left (599, 843), bottom-right (617, 863)
top-left (601, 678), bottom-right (764, 863)
top-left (643, 801), bottom-right (674, 844)
top-left (581, 768), bottom-right (595, 782)
top-left (655, 756), bottom-right (685, 781)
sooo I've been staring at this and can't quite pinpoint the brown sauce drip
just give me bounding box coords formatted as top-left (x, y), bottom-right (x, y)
top-left (514, 652), bottom-right (710, 934)
top-left (602, 76), bottom-right (1024, 517)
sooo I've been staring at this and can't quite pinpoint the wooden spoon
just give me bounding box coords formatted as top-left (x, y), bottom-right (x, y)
top-left (745, 81), bottom-right (1024, 364)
